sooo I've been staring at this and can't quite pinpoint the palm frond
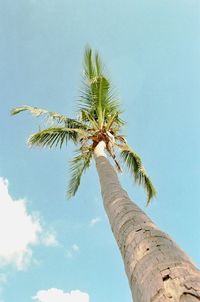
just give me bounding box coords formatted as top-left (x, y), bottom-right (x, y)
top-left (28, 127), bottom-right (84, 149)
top-left (11, 105), bottom-right (87, 129)
top-left (84, 46), bottom-right (96, 80)
top-left (105, 112), bottom-right (124, 131)
top-left (84, 46), bottom-right (104, 78)
top-left (67, 150), bottom-right (93, 198)
top-left (79, 47), bottom-right (123, 130)
top-left (115, 135), bottom-right (127, 144)
top-left (79, 109), bottom-right (99, 130)
top-left (107, 146), bottom-right (122, 172)
top-left (95, 51), bottom-right (103, 75)
top-left (120, 145), bottom-right (156, 205)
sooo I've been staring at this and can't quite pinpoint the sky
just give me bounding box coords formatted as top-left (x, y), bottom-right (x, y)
top-left (0, 0), bottom-right (200, 301)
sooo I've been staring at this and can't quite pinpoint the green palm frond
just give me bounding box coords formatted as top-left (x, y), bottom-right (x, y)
top-left (95, 51), bottom-right (103, 76)
top-left (28, 127), bottom-right (84, 149)
top-left (79, 76), bottom-right (110, 122)
top-left (67, 150), bottom-right (93, 198)
top-left (106, 113), bottom-right (125, 131)
top-left (11, 105), bottom-right (87, 129)
top-left (79, 109), bottom-right (99, 130)
top-left (84, 46), bottom-right (96, 80)
top-left (79, 47), bottom-right (123, 130)
top-left (120, 145), bottom-right (156, 205)
top-left (84, 46), bottom-right (104, 78)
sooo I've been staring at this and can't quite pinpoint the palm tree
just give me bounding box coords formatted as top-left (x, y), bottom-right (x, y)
top-left (12, 48), bottom-right (200, 301)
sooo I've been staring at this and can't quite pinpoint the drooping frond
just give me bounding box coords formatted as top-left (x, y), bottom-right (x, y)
top-left (107, 144), bottom-right (122, 172)
top-left (115, 135), bottom-right (127, 144)
top-left (67, 150), bottom-right (93, 198)
top-left (120, 145), bottom-right (156, 205)
top-left (11, 105), bottom-right (87, 129)
top-left (28, 127), bottom-right (84, 149)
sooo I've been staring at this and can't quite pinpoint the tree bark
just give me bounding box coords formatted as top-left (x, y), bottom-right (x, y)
top-left (94, 142), bottom-right (200, 302)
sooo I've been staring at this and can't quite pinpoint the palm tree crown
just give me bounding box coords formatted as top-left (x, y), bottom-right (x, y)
top-left (11, 47), bottom-right (156, 204)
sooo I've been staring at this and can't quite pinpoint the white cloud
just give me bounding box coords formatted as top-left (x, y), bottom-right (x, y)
top-left (32, 288), bottom-right (89, 302)
top-left (0, 177), bottom-right (57, 270)
top-left (89, 217), bottom-right (101, 227)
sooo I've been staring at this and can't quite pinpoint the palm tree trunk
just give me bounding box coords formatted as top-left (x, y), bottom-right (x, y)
top-left (94, 142), bottom-right (200, 302)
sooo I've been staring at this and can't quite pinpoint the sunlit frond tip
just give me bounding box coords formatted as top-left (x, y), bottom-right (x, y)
top-left (120, 146), bottom-right (156, 205)
top-left (11, 105), bottom-right (88, 129)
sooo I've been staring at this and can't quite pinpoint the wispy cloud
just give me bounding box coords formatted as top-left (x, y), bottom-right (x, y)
top-left (72, 244), bottom-right (79, 252)
top-left (65, 244), bottom-right (80, 259)
top-left (32, 288), bottom-right (89, 302)
top-left (0, 273), bottom-right (7, 299)
top-left (42, 231), bottom-right (58, 247)
top-left (0, 177), bottom-right (57, 271)
top-left (0, 274), bottom-right (7, 285)
top-left (89, 217), bottom-right (101, 227)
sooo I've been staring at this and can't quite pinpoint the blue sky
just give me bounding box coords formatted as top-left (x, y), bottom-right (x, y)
top-left (0, 0), bottom-right (200, 301)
